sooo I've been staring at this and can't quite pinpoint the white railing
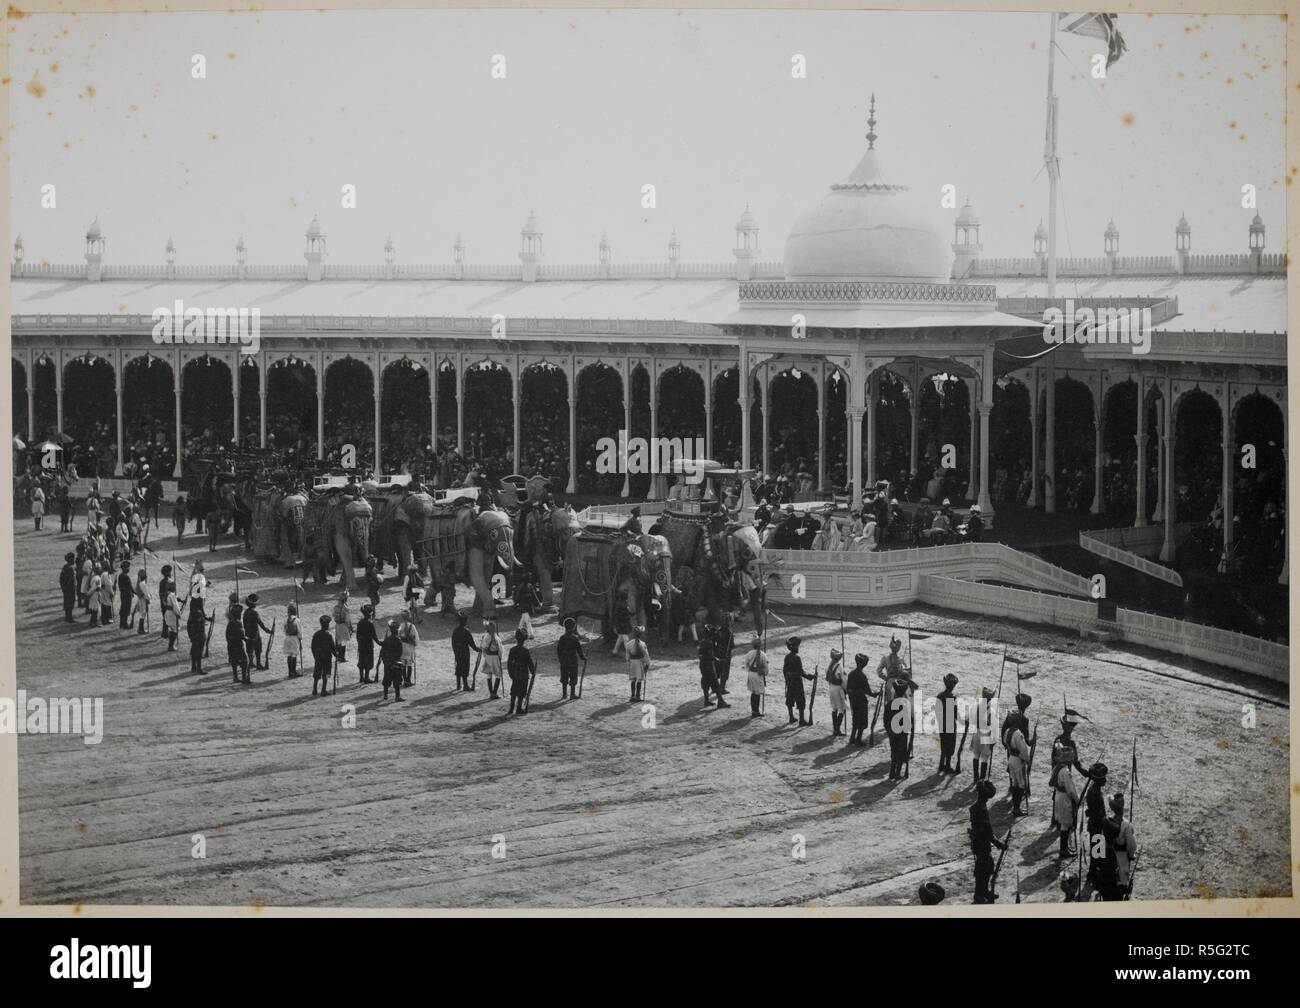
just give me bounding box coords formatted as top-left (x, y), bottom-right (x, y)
top-left (1079, 530), bottom-right (1184, 587)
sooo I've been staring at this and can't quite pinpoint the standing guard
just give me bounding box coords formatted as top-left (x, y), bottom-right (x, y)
top-left (311, 615), bottom-right (336, 697)
top-left (742, 636), bottom-right (768, 718)
top-left (825, 648), bottom-right (847, 738)
top-left (226, 600), bottom-right (250, 684)
top-left (626, 626), bottom-right (650, 701)
top-left (972, 686), bottom-right (996, 782)
top-left (936, 673), bottom-right (959, 773)
top-left (783, 636), bottom-right (813, 726)
top-left (59, 552), bottom-right (77, 623)
top-left (379, 619), bottom-right (404, 702)
top-left (713, 613), bottom-right (735, 695)
top-left (845, 653), bottom-right (877, 746)
top-left (885, 669), bottom-right (917, 780)
top-left (1050, 712), bottom-right (1087, 858)
top-left (116, 561), bottom-right (134, 630)
top-left (242, 594), bottom-right (271, 671)
top-left (283, 602), bottom-right (302, 678)
top-left (398, 610), bottom-right (420, 687)
top-left (355, 603), bottom-right (381, 683)
top-left (480, 620), bottom-right (504, 699)
top-left (507, 628), bottom-right (536, 715)
top-left (332, 590), bottom-right (354, 664)
top-left (557, 617), bottom-right (585, 700)
top-left (452, 611), bottom-right (480, 691)
top-left (968, 779), bottom-right (1007, 904)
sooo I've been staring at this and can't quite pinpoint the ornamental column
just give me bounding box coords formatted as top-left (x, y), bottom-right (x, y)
top-left (848, 409), bottom-right (864, 511)
top-left (1159, 393), bottom-right (1176, 562)
top-left (739, 368), bottom-right (752, 473)
top-left (1152, 399), bottom-right (1165, 522)
top-left (967, 379), bottom-right (978, 502)
top-left (648, 368), bottom-right (663, 500)
top-left (429, 361), bottom-right (439, 459)
top-left (512, 358), bottom-right (521, 476)
top-left (172, 369), bottom-right (184, 479)
top-left (55, 361), bottom-right (65, 437)
top-left (232, 356), bottom-right (242, 446)
top-left (865, 371), bottom-right (878, 487)
top-left (1133, 380), bottom-right (1148, 528)
top-left (566, 365), bottom-right (578, 495)
top-left (1089, 392), bottom-right (1104, 515)
top-left (621, 362), bottom-right (632, 498)
top-left (373, 365), bottom-right (383, 476)
top-left (1279, 420), bottom-right (1289, 585)
top-left (909, 380), bottom-right (920, 475)
top-left (1218, 409), bottom-right (1234, 573)
top-left (258, 362), bottom-right (268, 449)
top-left (315, 363), bottom-right (324, 461)
top-left (1027, 368), bottom-right (1040, 508)
top-left (456, 367), bottom-right (465, 454)
top-left (817, 376), bottom-right (827, 492)
top-left (25, 368), bottom-right (35, 443)
top-left (977, 403), bottom-right (993, 515)
top-left (114, 367), bottom-right (125, 477)
top-left (760, 369), bottom-right (771, 476)
top-left (1045, 363), bottom-right (1057, 514)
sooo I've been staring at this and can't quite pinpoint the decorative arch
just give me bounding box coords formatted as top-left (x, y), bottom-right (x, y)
top-left (990, 375), bottom-right (1030, 504)
top-left (62, 352), bottom-right (117, 470)
top-left (123, 353), bottom-right (176, 475)
top-left (1171, 386), bottom-right (1223, 523)
top-left (323, 356), bottom-right (375, 468)
top-left (11, 358), bottom-right (28, 442)
top-left (462, 359), bottom-right (514, 479)
top-left (266, 356), bottom-right (318, 458)
top-left (180, 354), bottom-right (234, 457)
top-left (519, 360), bottom-right (570, 489)
top-left (575, 360), bottom-right (624, 495)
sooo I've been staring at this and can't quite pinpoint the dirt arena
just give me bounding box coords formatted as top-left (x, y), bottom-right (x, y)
top-left (12, 522), bottom-right (1291, 908)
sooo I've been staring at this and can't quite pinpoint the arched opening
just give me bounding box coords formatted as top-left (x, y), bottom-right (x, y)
top-left (768, 367), bottom-right (818, 484)
top-left (32, 355), bottom-right (57, 444)
top-left (323, 357), bottom-right (375, 470)
top-left (1052, 376), bottom-right (1096, 514)
top-left (917, 373), bottom-right (971, 502)
top-left (1232, 393), bottom-right (1285, 573)
top-left (629, 364), bottom-right (651, 498)
top-left (266, 357), bottom-right (318, 460)
top-left (237, 358), bottom-right (260, 450)
top-left (1102, 380), bottom-right (1137, 522)
top-left (64, 354), bottom-right (117, 476)
top-left (519, 363), bottom-right (569, 489)
top-left (123, 354), bottom-right (176, 476)
top-left (434, 360), bottom-right (458, 455)
top-left (380, 358), bottom-right (430, 474)
top-left (991, 377), bottom-right (1030, 504)
top-left (576, 362), bottom-right (624, 496)
top-left (712, 368), bottom-right (741, 468)
top-left (12, 360), bottom-right (28, 442)
top-left (825, 368), bottom-right (847, 492)
top-left (462, 361), bottom-right (513, 482)
top-left (1173, 389), bottom-right (1222, 522)
top-left (874, 369), bottom-right (911, 490)
top-left (180, 355), bottom-right (234, 466)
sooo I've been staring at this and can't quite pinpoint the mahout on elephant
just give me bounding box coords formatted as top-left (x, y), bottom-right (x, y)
top-left (657, 507), bottom-right (777, 636)
top-left (560, 528), bottom-right (673, 642)
top-left (510, 475), bottom-right (580, 612)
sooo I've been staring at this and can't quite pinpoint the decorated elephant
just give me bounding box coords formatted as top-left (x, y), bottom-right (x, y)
top-left (412, 500), bottom-right (517, 616)
top-left (365, 483), bottom-right (441, 581)
top-left (213, 473), bottom-right (257, 550)
top-left (658, 509), bottom-right (776, 634)
top-left (251, 487), bottom-right (309, 567)
top-left (514, 490), bottom-right (581, 610)
top-left (560, 530), bottom-right (673, 642)
top-left (302, 492), bottom-right (374, 590)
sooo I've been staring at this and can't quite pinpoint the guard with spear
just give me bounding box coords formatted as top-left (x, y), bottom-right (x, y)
top-left (782, 637), bottom-right (814, 726)
top-left (507, 627), bottom-right (536, 716)
top-left (936, 673), bottom-right (960, 774)
top-left (845, 653), bottom-right (876, 746)
top-left (742, 635), bottom-right (768, 718)
top-left (968, 778), bottom-right (1009, 903)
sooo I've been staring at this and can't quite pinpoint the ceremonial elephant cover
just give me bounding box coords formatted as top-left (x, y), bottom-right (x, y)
top-left (560, 532), bottom-right (617, 622)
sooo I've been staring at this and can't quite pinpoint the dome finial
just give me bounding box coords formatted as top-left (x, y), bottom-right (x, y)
top-left (866, 93), bottom-right (878, 151)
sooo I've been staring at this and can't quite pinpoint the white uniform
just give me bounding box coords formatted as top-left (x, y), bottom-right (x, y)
top-left (1006, 726), bottom-right (1031, 789)
top-left (626, 638), bottom-right (649, 682)
top-left (480, 633), bottom-right (502, 677)
top-left (283, 615), bottom-right (302, 657)
top-left (744, 649), bottom-right (768, 694)
top-left (1113, 818), bottom-right (1138, 889)
top-left (333, 601), bottom-right (353, 645)
top-left (826, 658), bottom-right (847, 713)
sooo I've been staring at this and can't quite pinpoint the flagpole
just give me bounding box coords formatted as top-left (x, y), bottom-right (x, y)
top-left (1043, 11), bottom-right (1058, 515)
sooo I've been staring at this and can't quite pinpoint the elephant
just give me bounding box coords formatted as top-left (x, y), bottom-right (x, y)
top-left (214, 474), bottom-right (257, 550)
top-left (514, 499), bottom-right (581, 609)
top-left (658, 509), bottom-right (777, 635)
top-left (302, 493), bottom-right (374, 590)
top-left (366, 485), bottom-right (440, 582)
top-left (560, 530), bottom-right (673, 642)
top-left (412, 501), bottom-right (518, 617)
top-left (251, 488), bottom-right (308, 566)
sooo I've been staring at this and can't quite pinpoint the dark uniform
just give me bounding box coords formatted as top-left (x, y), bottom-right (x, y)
top-left (355, 612), bottom-right (381, 683)
top-left (713, 621), bottom-right (735, 694)
top-left (242, 601), bottom-right (271, 670)
top-left (187, 608), bottom-right (207, 675)
top-left (782, 638), bottom-right (814, 725)
top-left (226, 606), bottom-right (249, 683)
top-left (59, 554), bottom-right (77, 623)
top-left (845, 655), bottom-right (877, 746)
top-left (556, 623), bottom-right (585, 699)
top-left (311, 619), bottom-right (336, 696)
top-left (116, 565), bottom-right (134, 629)
top-left (885, 675), bottom-right (915, 780)
top-left (1083, 764), bottom-right (1114, 898)
top-left (452, 617), bottom-right (479, 690)
top-left (968, 780), bottom-right (1006, 904)
top-left (936, 674), bottom-right (960, 773)
top-left (507, 634), bottom-right (536, 715)
top-left (379, 623), bottom-right (404, 701)
top-left (698, 632), bottom-right (725, 707)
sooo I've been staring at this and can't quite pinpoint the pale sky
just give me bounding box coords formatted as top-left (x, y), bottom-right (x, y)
top-left (9, 9), bottom-right (1287, 268)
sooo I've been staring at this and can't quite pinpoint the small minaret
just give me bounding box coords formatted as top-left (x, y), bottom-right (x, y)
top-left (1175, 212), bottom-right (1191, 274)
top-left (165, 237), bottom-right (176, 279)
top-left (519, 211), bottom-right (542, 283)
top-left (235, 235), bottom-right (247, 281)
top-left (951, 199), bottom-right (982, 280)
top-left (13, 234), bottom-right (24, 276)
top-left (84, 218), bottom-right (105, 282)
top-left (304, 214), bottom-right (326, 281)
top-left (1033, 219), bottom-right (1047, 275)
top-left (599, 230), bottom-right (612, 279)
top-left (1249, 213), bottom-right (1265, 272)
top-left (1103, 218), bottom-right (1119, 274)
top-left (384, 234), bottom-right (395, 280)
top-left (453, 233), bottom-right (466, 280)
top-left (733, 204), bottom-right (759, 281)
top-left (668, 229), bottom-right (680, 279)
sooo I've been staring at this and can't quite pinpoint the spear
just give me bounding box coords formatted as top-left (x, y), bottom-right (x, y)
top-left (807, 663), bottom-right (819, 725)
top-left (906, 621), bottom-right (916, 758)
top-left (839, 606), bottom-right (847, 736)
top-left (990, 819), bottom-right (1016, 903)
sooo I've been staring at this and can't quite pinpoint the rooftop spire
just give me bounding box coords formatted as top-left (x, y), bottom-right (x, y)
top-left (866, 93), bottom-right (878, 151)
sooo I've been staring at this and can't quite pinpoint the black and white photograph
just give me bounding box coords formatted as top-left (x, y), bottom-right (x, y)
top-left (2, 4), bottom-right (1293, 917)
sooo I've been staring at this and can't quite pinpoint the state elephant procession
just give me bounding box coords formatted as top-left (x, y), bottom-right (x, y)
top-left (226, 472), bottom-right (778, 641)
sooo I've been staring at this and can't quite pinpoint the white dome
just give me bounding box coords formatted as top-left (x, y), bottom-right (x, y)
top-left (783, 148), bottom-right (951, 282)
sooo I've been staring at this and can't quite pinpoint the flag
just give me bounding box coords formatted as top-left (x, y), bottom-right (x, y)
top-left (1059, 13), bottom-right (1127, 68)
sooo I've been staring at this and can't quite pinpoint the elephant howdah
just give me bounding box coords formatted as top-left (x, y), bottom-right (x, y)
top-left (560, 529), bottom-right (673, 641)
top-left (414, 501), bottom-right (517, 616)
top-left (659, 509), bottom-right (771, 633)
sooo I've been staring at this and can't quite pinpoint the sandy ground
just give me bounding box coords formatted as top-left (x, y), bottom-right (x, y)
top-left (12, 521), bottom-right (1292, 908)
